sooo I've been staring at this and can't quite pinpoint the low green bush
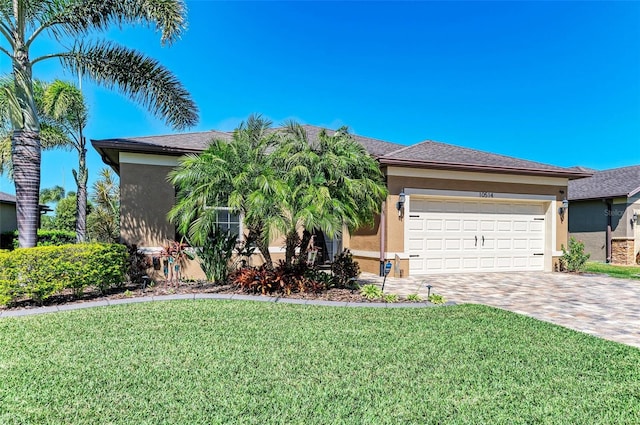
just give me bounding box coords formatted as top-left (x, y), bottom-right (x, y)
top-left (561, 237), bottom-right (590, 272)
top-left (360, 284), bottom-right (383, 300)
top-left (0, 243), bottom-right (127, 306)
top-left (2, 229), bottom-right (77, 250)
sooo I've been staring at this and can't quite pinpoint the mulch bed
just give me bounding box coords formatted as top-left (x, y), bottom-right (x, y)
top-left (1, 280), bottom-right (394, 311)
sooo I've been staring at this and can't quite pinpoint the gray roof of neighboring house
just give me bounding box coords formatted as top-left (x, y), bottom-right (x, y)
top-left (0, 191), bottom-right (16, 204)
top-left (568, 165), bottom-right (640, 201)
top-left (92, 125), bottom-right (590, 179)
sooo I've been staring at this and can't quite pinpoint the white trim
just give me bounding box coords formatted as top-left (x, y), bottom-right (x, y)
top-left (350, 250), bottom-right (409, 260)
top-left (120, 152), bottom-right (180, 167)
top-left (387, 166), bottom-right (568, 186)
top-left (404, 188), bottom-right (555, 202)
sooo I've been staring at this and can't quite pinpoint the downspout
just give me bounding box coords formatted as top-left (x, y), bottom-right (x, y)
top-left (606, 199), bottom-right (612, 263)
top-left (380, 200), bottom-right (386, 276)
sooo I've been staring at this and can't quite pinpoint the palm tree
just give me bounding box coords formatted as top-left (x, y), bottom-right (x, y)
top-left (39, 184), bottom-right (65, 204)
top-left (0, 0), bottom-right (198, 247)
top-left (0, 76), bottom-right (73, 178)
top-left (271, 123), bottom-right (388, 265)
top-left (87, 168), bottom-right (119, 242)
top-left (169, 114), bottom-right (280, 266)
top-left (42, 80), bottom-right (89, 242)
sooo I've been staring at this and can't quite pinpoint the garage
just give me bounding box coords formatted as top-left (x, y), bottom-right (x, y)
top-left (407, 197), bottom-right (547, 274)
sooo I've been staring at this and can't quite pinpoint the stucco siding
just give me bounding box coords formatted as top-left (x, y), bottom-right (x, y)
top-left (0, 203), bottom-right (17, 233)
top-left (120, 163), bottom-right (176, 247)
top-left (568, 200), bottom-right (608, 262)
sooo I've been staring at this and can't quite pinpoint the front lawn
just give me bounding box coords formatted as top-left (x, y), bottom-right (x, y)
top-left (584, 261), bottom-right (640, 279)
top-left (1, 301), bottom-right (638, 424)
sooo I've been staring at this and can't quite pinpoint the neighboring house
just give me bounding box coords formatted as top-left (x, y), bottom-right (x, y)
top-left (92, 125), bottom-right (589, 278)
top-left (568, 165), bottom-right (640, 265)
top-left (0, 191), bottom-right (18, 234)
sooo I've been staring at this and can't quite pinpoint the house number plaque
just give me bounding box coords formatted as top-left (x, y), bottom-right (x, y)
top-left (479, 192), bottom-right (494, 198)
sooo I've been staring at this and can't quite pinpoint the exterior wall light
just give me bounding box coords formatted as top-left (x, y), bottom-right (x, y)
top-left (633, 210), bottom-right (639, 224)
top-left (558, 198), bottom-right (569, 223)
top-left (396, 191), bottom-right (406, 217)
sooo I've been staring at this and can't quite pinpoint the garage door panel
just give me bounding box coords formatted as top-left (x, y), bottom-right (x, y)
top-left (497, 221), bottom-right (511, 231)
top-left (529, 238), bottom-right (544, 250)
top-left (425, 239), bottom-right (442, 250)
top-left (462, 238), bottom-right (477, 249)
top-left (408, 219), bottom-right (425, 231)
top-left (408, 197), bottom-right (547, 274)
top-left (497, 239), bottom-right (511, 250)
top-left (407, 238), bottom-right (424, 251)
top-left (445, 220), bottom-right (461, 231)
top-left (463, 220), bottom-right (478, 231)
top-left (530, 221), bottom-right (545, 232)
top-left (480, 221), bottom-right (495, 231)
top-left (426, 219), bottom-right (443, 231)
top-left (426, 258), bottom-right (443, 271)
top-left (444, 239), bottom-right (461, 250)
top-left (463, 258), bottom-right (479, 268)
top-left (513, 239), bottom-right (528, 250)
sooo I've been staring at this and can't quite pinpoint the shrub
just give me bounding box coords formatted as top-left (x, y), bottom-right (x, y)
top-left (428, 294), bottom-right (446, 304)
top-left (126, 245), bottom-right (151, 284)
top-left (194, 228), bottom-right (237, 283)
top-left (3, 229), bottom-right (77, 250)
top-left (561, 237), bottom-right (590, 272)
top-left (0, 243), bottom-right (128, 306)
top-left (229, 261), bottom-right (329, 295)
top-left (331, 249), bottom-right (360, 287)
top-left (383, 293), bottom-right (399, 303)
top-left (406, 294), bottom-right (422, 302)
top-left (360, 284), bottom-right (383, 300)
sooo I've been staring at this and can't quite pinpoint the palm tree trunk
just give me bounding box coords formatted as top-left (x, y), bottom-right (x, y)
top-left (12, 32), bottom-right (41, 248)
top-left (12, 129), bottom-right (41, 248)
top-left (284, 231), bottom-right (300, 266)
top-left (75, 144), bottom-right (88, 242)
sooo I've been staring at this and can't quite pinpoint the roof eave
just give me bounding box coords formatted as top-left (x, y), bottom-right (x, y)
top-left (379, 157), bottom-right (592, 179)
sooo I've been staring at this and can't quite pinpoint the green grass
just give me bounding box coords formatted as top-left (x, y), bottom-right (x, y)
top-left (584, 261), bottom-right (640, 279)
top-left (1, 301), bottom-right (639, 424)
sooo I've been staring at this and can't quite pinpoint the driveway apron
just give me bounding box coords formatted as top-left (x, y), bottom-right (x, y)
top-left (376, 272), bottom-right (640, 348)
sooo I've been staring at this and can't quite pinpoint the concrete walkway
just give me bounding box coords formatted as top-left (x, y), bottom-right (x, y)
top-left (366, 271), bottom-right (640, 348)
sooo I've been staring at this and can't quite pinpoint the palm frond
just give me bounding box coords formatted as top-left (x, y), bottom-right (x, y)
top-left (62, 41), bottom-right (198, 130)
top-left (42, 0), bottom-right (186, 45)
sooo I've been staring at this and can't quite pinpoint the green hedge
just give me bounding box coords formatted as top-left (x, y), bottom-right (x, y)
top-left (0, 243), bottom-right (128, 306)
top-left (1, 229), bottom-right (77, 250)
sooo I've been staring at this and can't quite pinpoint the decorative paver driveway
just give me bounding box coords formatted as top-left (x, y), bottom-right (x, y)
top-left (373, 271), bottom-right (640, 348)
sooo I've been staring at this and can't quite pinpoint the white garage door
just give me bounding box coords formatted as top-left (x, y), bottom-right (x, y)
top-left (407, 198), bottom-right (546, 274)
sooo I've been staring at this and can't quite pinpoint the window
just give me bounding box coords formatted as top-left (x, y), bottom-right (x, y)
top-left (214, 208), bottom-right (242, 236)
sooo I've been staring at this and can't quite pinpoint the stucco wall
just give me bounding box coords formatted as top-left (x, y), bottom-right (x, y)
top-left (568, 200), bottom-right (608, 262)
top-left (120, 163), bottom-right (177, 247)
top-left (0, 203), bottom-right (17, 234)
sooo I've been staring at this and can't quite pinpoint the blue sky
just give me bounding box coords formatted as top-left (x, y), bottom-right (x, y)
top-left (1, 0), bottom-right (639, 196)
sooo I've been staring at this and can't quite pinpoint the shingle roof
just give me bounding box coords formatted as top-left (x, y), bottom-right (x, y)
top-left (0, 191), bottom-right (16, 204)
top-left (100, 130), bottom-right (233, 153)
top-left (380, 139), bottom-right (585, 176)
top-left (300, 125), bottom-right (404, 157)
top-left (568, 165), bottom-right (640, 201)
top-left (92, 125), bottom-right (588, 178)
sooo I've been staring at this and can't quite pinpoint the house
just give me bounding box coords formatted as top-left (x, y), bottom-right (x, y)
top-left (568, 165), bottom-right (640, 265)
top-left (0, 191), bottom-right (18, 234)
top-left (92, 125), bottom-right (590, 278)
